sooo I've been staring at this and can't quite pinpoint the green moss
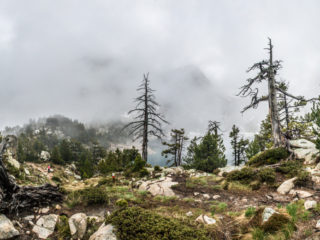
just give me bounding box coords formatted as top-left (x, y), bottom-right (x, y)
top-left (247, 147), bottom-right (289, 167)
top-left (106, 207), bottom-right (211, 240)
top-left (56, 215), bottom-right (71, 240)
top-left (257, 168), bottom-right (276, 183)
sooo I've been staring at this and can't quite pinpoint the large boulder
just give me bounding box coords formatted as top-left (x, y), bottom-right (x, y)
top-left (89, 223), bottom-right (117, 240)
top-left (290, 139), bottom-right (319, 164)
top-left (32, 214), bottom-right (58, 239)
top-left (277, 177), bottom-right (297, 195)
top-left (69, 213), bottom-right (87, 239)
top-left (138, 177), bottom-right (178, 197)
top-left (0, 214), bottom-right (19, 239)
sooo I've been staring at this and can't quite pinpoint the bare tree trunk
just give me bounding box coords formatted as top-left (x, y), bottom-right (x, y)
top-left (267, 39), bottom-right (282, 147)
top-left (142, 80), bottom-right (148, 162)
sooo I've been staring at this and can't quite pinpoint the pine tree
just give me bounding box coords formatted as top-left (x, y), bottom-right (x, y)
top-left (229, 125), bottom-right (240, 166)
top-left (50, 146), bottom-right (63, 165)
top-left (185, 121), bottom-right (227, 172)
top-left (162, 128), bottom-right (189, 166)
top-left (124, 73), bottom-right (168, 162)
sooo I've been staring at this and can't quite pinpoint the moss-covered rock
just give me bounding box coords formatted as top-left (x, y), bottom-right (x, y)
top-left (105, 207), bottom-right (211, 240)
top-left (247, 148), bottom-right (289, 167)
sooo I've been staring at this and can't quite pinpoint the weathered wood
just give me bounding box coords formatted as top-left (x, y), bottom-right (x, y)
top-left (0, 138), bottom-right (63, 214)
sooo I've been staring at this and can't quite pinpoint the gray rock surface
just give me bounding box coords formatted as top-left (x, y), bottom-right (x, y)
top-left (0, 214), bottom-right (20, 240)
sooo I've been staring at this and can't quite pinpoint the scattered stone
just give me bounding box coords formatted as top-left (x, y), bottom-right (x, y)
top-left (69, 213), bottom-right (87, 239)
top-left (186, 211), bottom-right (193, 217)
top-left (24, 168), bottom-right (30, 175)
top-left (289, 189), bottom-right (313, 199)
top-left (194, 192), bottom-right (200, 196)
top-left (55, 204), bottom-right (61, 210)
top-left (39, 207), bottom-right (50, 214)
top-left (242, 198), bottom-right (248, 203)
top-left (262, 207), bottom-right (277, 223)
top-left (212, 195), bottom-right (221, 200)
top-left (316, 220), bottom-right (320, 229)
top-left (277, 177), bottom-right (297, 194)
top-left (88, 216), bottom-right (104, 223)
top-left (203, 194), bottom-right (210, 199)
top-left (195, 214), bottom-right (216, 225)
top-left (74, 174), bottom-right (81, 180)
top-left (0, 214), bottom-right (20, 239)
top-left (23, 215), bottom-right (35, 221)
top-left (304, 200), bottom-right (317, 210)
top-left (32, 214), bottom-right (58, 239)
top-left (89, 223), bottom-right (117, 240)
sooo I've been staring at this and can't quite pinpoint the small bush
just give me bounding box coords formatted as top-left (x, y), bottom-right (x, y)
top-left (276, 160), bottom-right (302, 177)
top-left (52, 176), bottom-right (62, 183)
top-left (116, 199), bottom-right (128, 208)
top-left (139, 168), bottom-right (149, 177)
top-left (247, 147), bottom-right (289, 167)
top-left (106, 207), bottom-right (211, 240)
top-left (258, 168), bottom-right (276, 183)
top-left (80, 187), bottom-right (108, 205)
top-left (154, 165), bottom-right (162, 172)
top-left (286, 203), bottom-right (298, 222)
top-left (245, 207), bottom-right (256, 218)
top-left (226, 167), bottom-right (255, 184)
top-left (262, 213), bottom-right (289, 232)
top-left (56, 215), bottom-right (71, 240)
top-left (294, 170), bottom-right (311, 187)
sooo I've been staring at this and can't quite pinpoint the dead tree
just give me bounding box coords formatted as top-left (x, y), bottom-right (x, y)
top-left (0, 136), bottom-right (62, 214)
top-left (238, 38), bottom-right (318, 147)
top-left (124, 73), bottom-right (168, 162)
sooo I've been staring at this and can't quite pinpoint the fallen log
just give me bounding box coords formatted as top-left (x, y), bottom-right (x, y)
top-left (0, 136), bottom-right (63, 214)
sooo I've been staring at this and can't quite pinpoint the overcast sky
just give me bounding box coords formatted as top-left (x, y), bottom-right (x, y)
top-left (0, 0), bottom-right (320, 144)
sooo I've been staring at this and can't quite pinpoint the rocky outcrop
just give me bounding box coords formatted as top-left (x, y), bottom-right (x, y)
top-left (289, 189), bottom-right (313, 198)
top-left (32, 214), bottom-right (58, 239)
top-left (277, 177), bottom-right (296, 194)
top-left (69, 213), bottom-right (87, 239)
top-left (89, 223), bottom-right (117, 240)
top-left (0, 214), bottom-right (19, 239)
top-left (138, 177), bottom-right (178, 197)
top-left (290, 139), bottom-right (319, 164)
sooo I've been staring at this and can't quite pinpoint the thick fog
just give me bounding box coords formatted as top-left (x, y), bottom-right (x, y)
top-left (0, 1), bottom-right (320, 163)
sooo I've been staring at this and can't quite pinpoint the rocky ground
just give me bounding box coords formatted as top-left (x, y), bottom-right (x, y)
top-left (1, 139), bottom-right (320, 239)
